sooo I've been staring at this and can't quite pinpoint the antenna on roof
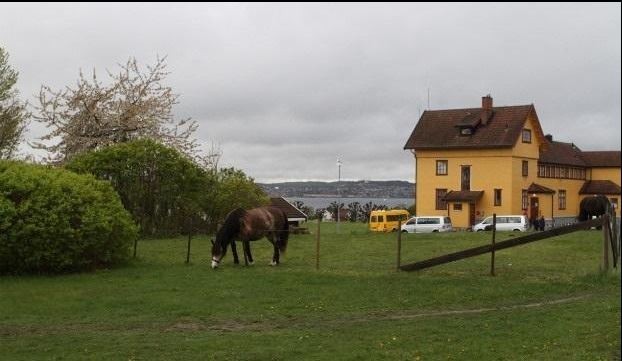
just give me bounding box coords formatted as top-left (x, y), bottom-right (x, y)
top-left (427, 88), bottom-right (431, 110)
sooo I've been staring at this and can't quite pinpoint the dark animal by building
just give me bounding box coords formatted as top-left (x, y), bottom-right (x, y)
top-left (211, 206), bottom-right (289, 269)
top-left (578, 195), bottom-right (611, 222)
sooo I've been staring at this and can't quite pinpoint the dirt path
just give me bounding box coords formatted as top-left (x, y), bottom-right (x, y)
top-left (1, 294), bottom-right (592, 336)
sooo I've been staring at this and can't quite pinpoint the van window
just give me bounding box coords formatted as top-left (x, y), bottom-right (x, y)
top-left (481, 217), bottom-right (492, 225)
top-left (508, 217), bottom-right (521, 223)
top-left (444, 217), bottom-right (451, 224)
top-left (387, 215), bottom-right (400, 222)
top-left (406, 219), bottom-right (416, 225)
top-left (378, 216), bottom-right (384, 222)
top-left (371, 216), bottom-right (377, 222)
top-left (497, 217), bottom-right (507, 224)
top-left (418, 217), bottom-right (440, 225)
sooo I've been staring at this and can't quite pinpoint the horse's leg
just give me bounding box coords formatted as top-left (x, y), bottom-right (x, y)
top-left (241, 240), bottom-right (248, 266)
top-left (245, 240), bottom-right (254, 265)
top-left (269, 234), bottom-right (279, 266)
top-left (231, 240), bottom-right (240, 265)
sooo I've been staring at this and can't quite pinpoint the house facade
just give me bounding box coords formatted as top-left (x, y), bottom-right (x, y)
top-left (404, 95), bottom-right (621, 229)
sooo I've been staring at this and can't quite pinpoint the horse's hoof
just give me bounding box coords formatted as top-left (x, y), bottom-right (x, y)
top-left (270, 261), bottom-right (277, 266)
top-left (249, 261), bottom-right (254, 266)
top-left (211, 261), bottom-right (219, 269)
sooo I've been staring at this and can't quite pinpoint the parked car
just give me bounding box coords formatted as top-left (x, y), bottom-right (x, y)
top-left (401, 216), bottom-right (453, 233)
top-left (472, 215), bottom-right (529, 232)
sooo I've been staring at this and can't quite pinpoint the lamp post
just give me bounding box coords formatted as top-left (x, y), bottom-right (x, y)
top-left (337, 159), bottom-right (342, 234)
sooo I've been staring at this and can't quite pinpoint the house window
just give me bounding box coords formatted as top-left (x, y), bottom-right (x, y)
top-left (558, 190), bottom-right (566, 210)
top-left (453, 203), bottom-right (462, 211)
top-left (522, 190), bottom-right (528, 210)
top-left (538, 164), bottom-right (545, 177)
top-left (435, 189), bottom-right (448, 210)
top-left (461, 166), bottom-right (471, 191)
top-left (494, 189), bottom-right (502, 206)
top-left (436, 160), bottom-right (448, 176)
top-left (522, 160), bottom-right (529, 177)
top-left (522, 129), bottom-right (532, 143)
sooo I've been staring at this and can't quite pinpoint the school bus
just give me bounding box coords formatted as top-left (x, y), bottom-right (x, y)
top-left (369, 209), bottom-right (410, 232)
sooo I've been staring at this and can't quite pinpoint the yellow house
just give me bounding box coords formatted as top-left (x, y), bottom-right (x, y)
top-left (404, 95), bottom-right (621, 229)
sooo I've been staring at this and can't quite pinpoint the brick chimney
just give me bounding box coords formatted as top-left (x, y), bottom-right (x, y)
top-left (480, 94), bottom-right (493, 125)
top-left (482, 94), bottom-right (493, 111)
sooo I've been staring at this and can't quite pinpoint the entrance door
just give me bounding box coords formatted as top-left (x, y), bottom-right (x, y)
top-left (461, 166), bottom-right (471, 191)
top-left (530, 197), bottom-right (539, 223)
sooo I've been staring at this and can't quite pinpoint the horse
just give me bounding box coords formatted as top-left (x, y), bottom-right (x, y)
top-left (578, 195), bottom-right (612, 222)
top-left (210, 206), bottom-right (289, 269)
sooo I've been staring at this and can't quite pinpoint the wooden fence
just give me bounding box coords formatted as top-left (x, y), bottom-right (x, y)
top-left (399, 214), bottom-right (619, 272)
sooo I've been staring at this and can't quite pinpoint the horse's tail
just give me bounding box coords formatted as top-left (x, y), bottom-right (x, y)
top-left (278, 209), bottom-right (289, 253)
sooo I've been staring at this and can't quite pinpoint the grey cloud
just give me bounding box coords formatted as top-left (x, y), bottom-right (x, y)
top-left (1, 3), bottom-right (619, 182)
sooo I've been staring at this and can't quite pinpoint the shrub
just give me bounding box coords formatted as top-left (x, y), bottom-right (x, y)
top-left (66, 139), bottom-right (211, 237)
top-left (0, 161), bottom-right (138, 274)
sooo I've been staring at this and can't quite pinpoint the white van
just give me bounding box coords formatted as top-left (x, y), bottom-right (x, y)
top-left (472, 215), bottom-right (528, 232)
top-left (401, 216), bottom-right (453, 233)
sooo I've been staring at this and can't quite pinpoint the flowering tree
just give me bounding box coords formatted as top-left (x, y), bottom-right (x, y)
top-left (33, 56), bottom-right (208, 164)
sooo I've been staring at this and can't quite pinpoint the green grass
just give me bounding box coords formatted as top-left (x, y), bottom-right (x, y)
top-left (1, 222), bottom-right (620, 360)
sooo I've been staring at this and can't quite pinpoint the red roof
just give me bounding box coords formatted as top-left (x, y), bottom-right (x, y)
top-left (579, 180), bottom-right (621, 195)
top-left (527, 183), bottom-right (556, 194)
top-left (539, 141), bottom-right (586, 167)
top-left (269, 197), bottom-right (308, 220)
top-left (581, 151), bottom-right (621, 168)
top-left (404, 104), bottom-right (539, 150)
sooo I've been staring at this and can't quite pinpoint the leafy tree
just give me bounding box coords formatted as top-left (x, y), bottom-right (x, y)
top-left (67, 139), bottom-right (211, 236)
top-left (347, 201), bottom-right (361, 222)
top-left (361, 202), bottom-right (374, 222)
top-left (0, 160), bottom-right (137, 274)
top-left (33, 56), bottom-right (204, 163)
top-left (292, 200), bottom-right (313, 219)
top-left (327, 201), bottom-right (346, 221)
top-left (360, 202), bottom-right (388, 222)
top-left (208, 167), bottom-right (269, 230)
top-left (0, 47), bottom-right (29, 159)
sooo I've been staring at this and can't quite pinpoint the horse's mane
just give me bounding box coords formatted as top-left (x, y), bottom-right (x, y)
top-left (216, 208), bottom-right (247, 248)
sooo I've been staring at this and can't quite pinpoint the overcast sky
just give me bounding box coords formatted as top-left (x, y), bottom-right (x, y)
top-left (1, 3), bottom-right (620, 183)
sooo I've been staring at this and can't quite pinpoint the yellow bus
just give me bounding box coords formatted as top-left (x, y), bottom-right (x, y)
top-left (369, 209), bottom-right (410, 232)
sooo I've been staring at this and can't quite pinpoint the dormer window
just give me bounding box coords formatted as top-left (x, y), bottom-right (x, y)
top-left (461, 128), bottom-right (473, 136)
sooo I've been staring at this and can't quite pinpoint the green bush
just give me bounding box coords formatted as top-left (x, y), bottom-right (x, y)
top-left (0, 161), bottom-right (138, 274)
top-left (66, 139), bottom-right (211, 237)
top-left (66, 139), bottom-right (269, 236)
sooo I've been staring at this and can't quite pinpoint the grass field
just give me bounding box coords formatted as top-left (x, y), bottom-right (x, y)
top-left (1, 221), bottom-right (620, 360)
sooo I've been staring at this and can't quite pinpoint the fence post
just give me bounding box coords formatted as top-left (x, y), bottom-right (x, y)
top-left (186, 233), bottom-right (192, 264)
top-left (602, 214), bottom-right (609, 272)
top-left (397, 220), bottom-right (402, 271)
top-left (490, 213), bottom-right (496, 276)
top-left (315, 218), bottom-right (321, 270)
top-left (186, 217), bottom-right (193, 264)
top-left (613, 208), bottom-right (620, 266)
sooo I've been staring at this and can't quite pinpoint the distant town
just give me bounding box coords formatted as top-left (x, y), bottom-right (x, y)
top-left (258, 180), bottom-right (415, 198)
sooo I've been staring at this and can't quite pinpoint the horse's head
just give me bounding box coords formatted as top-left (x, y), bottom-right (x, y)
top-left (211, 208), bottom-right (245, 269)
top-left (210, 237), bottom-right (225, 269)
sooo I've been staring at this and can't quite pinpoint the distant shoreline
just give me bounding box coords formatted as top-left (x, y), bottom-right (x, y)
top-left (285, 196), bottom-right (414, 210)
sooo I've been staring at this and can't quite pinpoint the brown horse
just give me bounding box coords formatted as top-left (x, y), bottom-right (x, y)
top-left (211, 206), bottom-right (289, 269)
